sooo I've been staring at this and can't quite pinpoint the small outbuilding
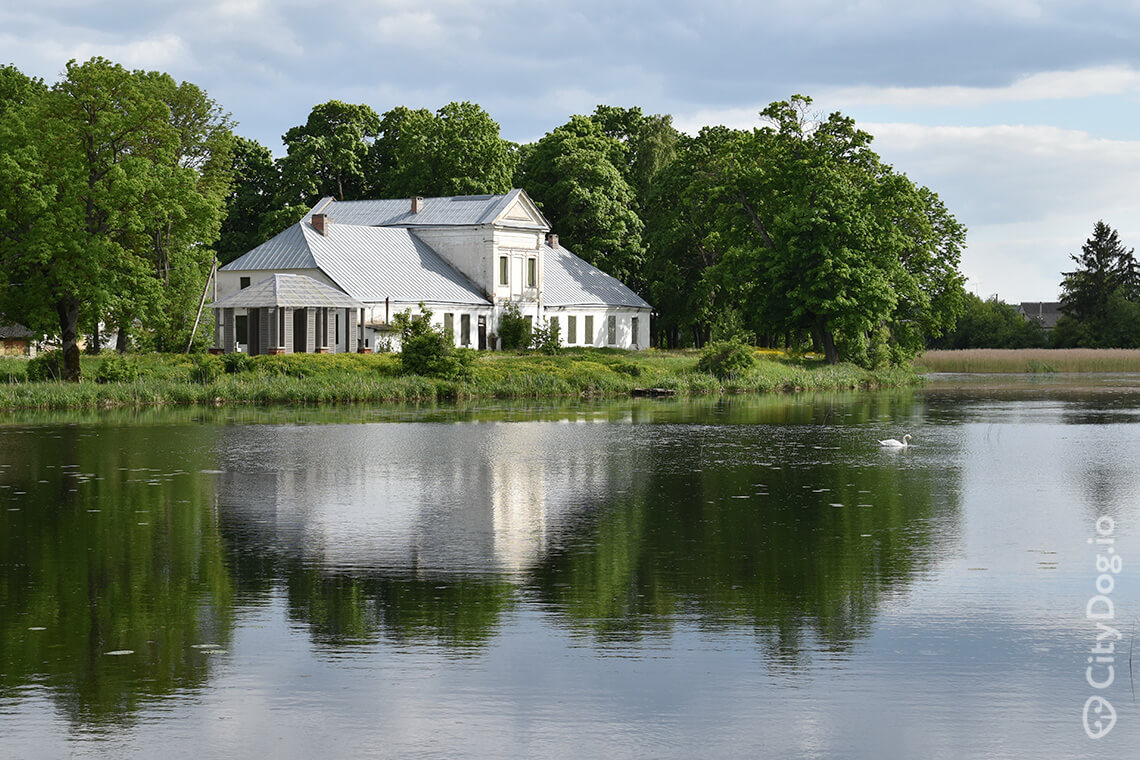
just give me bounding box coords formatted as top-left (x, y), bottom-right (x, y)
top-left (210, 273), bottom-right (364, 355)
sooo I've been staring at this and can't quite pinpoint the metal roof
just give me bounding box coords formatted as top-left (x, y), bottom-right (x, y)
top-left (221, 220), bottom-right (491, 306)
top-left (0, 323), bottom-right (34, 340)
top-left (542, 244), bottom-right (651, 309)
top-left (210, 274), bottom-right (363, 310)
top-left (221, 222), bottom-right (317, 271)
top-left (313, 189), bottom-right (550, 230)
top-left (306, 225), bottom-right (491, 306)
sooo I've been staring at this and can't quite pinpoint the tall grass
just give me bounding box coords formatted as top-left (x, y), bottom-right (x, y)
top-left (0, 348), bottom-right (920, 411)
top-left (916, 349), bottom-right (1140, 374)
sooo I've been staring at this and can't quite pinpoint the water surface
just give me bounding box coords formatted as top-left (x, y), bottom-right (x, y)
top-left (2, 382), bottom-right (1138, 758)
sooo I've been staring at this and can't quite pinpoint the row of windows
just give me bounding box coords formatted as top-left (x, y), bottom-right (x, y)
top-left (546, 314), bottom-right (638, 346)
top-left (499, 256), bottom-right (538, 288)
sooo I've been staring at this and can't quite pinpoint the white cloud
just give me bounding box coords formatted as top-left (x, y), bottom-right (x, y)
top-left (827, 65), bottom-right (1140, 108)
top-left (866, 123), bottom-right (1140, 300)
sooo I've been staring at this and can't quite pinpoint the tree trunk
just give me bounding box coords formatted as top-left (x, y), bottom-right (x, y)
top-left (814, 320), bottom-right (839, 364)
top-left (56, 298), bottom-right (82, 381)
top-left (90, 320), bottom-right (101, 355)
top-left (117, 323), bottom-right (129, 354)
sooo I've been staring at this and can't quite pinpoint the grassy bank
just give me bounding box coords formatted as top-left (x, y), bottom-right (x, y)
top-left (915, 348), bottom-right (1140, 374)
top-left (0, 349), bottom-right (917, 411)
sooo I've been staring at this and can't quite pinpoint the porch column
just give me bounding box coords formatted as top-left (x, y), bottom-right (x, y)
top-left (222, 308), bottom-right (235, 353)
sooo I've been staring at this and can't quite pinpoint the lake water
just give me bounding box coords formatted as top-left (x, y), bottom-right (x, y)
top-left (2, 376), bottom-right (1139, 758)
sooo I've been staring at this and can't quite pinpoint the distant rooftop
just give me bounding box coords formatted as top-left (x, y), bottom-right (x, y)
top-left (1018, 301), bottom-right (1062, 330)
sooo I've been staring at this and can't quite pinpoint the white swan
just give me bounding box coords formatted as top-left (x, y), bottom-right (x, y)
top-left (878, 434), bottom-right (912, 448)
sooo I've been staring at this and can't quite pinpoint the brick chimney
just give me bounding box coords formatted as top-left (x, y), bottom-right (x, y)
top-left (311, 213), bottom-right (330, 236)
top-left (411, 196), bottom-right (425, 214)
top-left (546, 233), bottom-right (559, 249)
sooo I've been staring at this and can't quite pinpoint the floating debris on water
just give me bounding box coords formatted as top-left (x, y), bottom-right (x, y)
top-left (105, 650), bottom-right (134, 656)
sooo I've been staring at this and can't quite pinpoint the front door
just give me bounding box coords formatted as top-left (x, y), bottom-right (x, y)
top-left (478, 316), bottom-right (487, 350)
top-left (293, 308), bottom-right (307, 353)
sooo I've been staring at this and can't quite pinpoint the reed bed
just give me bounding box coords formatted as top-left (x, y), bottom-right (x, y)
top-left (0, 349), bottom-right (920, 411)
top-left (915, 348), bottom-right (1140, 374)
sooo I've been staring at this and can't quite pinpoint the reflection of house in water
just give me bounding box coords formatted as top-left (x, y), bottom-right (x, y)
top-left (213, 421), bottom-right (631, 576)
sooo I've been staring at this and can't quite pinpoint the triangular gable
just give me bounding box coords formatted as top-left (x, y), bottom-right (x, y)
top-left (493, 190), bottom-right (551, 231)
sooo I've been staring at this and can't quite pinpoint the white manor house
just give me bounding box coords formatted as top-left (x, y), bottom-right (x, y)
top-left (212, 189), bottom-right (652, 354)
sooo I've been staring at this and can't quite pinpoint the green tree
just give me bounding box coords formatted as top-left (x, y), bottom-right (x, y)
top-left (519, 115), bottom-right (645, 286)
top-left (662, 96), bottom-right (964, 364)
top-left (217, 136), bottom-right (282, 264)
top-left (1060, 221), bottom-right (1138, 323)
top-left (642, 126), bottom-right (740, 346)
top-left (279, 100), bottom-right (381, 204)
top-left (368, 101), bottom-right (517, 198)
top-left (0, 58), bottom-right (231, 379)
top-left (930, 293), bottom-right (1048, 349)
top-left (589, 105), bottom-right (679, 208)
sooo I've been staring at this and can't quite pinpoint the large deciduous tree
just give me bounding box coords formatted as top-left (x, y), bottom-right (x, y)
top-left (0, 58), bottom-right (232, 378)
top-left (643, 96), bottom-right (965, 361)
top-left (217, 136), bottom-right (282, 264)
top-left (279, 100), bottom-right (381, 204)
top-left (518, 115), bottom-right (645, 286)
top-left (368, 101), bottom-right (517, 198)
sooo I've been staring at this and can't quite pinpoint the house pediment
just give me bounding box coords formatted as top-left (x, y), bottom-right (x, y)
top-left (494, 190), bottom-right (551, 231)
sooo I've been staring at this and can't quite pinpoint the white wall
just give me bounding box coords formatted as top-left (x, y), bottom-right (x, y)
top-left (412, 227), bottom-right (494, 297)
top-left (543, 307), bottom-right (652, 350)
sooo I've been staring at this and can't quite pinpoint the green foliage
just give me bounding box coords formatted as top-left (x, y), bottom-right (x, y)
top-left (395, 305), bottom-right (472, 379)
top-left (370, 102), bottom-right (517, 198)
top-left (518, 115), bottom-right (645, 286)
top-left (217, 136), bottom-right (282, 264)
top-left (709, 306), bottom-right (755, 344)
top-left (279, 100), bottom-right (381, 204)
top-left (190, 354), bottom-right (223, 384)
top-left (642, 96), bottom-right (965, 363)
top-left (697, 340), bottom-right (757, 379)
top-left (531, 317), bottom-right (561, 354)
top-left (1055, 222), bottom-right (1140, 347)
top-left (221, 352), bottom-right (254, 374)
top-left (26, 351), bottom-right (65, 381)
top-left (498, 303), bottom-right (532, 350)
top-left (930, 293), bottom-right (1048, 349)
top-left (0, 58), bottom-right (232, 380)
top-left (94, 354), bottom-right (140, 384)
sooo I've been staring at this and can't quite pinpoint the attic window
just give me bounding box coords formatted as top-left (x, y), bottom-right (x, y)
top-left (240, 276), bottom-right (250, 289)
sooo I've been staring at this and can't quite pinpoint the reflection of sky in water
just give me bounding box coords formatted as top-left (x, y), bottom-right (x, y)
top-left (2, 382), bottom-right (1140, 758)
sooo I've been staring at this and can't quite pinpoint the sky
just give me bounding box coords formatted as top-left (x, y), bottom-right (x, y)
top-left (4, 0), bottom-right (1140, 301)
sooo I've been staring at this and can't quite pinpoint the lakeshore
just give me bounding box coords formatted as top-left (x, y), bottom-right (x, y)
top-left (0, 349), bottom-right (916, 412)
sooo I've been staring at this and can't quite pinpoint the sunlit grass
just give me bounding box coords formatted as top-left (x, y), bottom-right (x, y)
top-left (915, 348), bottom-right (1140, 373)
top-left (0, 348), bottom-right (920, 411)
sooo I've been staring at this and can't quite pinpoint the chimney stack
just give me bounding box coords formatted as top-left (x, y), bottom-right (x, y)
top-left (312, 213), bottom-right (330, 236)
top-left (411, 196), bottom-right (425, 214)
top-left (546, 233), bottom-right (559, 249)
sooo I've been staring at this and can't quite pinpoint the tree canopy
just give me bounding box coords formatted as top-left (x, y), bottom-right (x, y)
top-left (0, 58), bottom-right (232, 378)
top-left (519, 115), bottom-right (645, 286)
top-left (1054, 221), bottom-right (1140, 347)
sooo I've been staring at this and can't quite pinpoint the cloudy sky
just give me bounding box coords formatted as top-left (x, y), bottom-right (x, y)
top-left (5, 0), bottom-right (1140, 301)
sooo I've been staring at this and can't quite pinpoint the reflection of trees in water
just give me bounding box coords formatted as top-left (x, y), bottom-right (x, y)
top-left (0, 425), bottom-right (234, 727)
top-left (221, 392), bottom-right (956, 667)
top-left (529, 426), bottom-right (960, 666)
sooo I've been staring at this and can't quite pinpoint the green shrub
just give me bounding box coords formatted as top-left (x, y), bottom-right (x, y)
top-left (221, 352), bottom-right (254, 374)
top-left (395, 305), bottom-right (472, 379)
top-left (94, 354), bottom-right (140, 384)
top-left (613, 361), bottom-right (642, 377)
top-left (26, 351), bottom-right (65, 382)
top-left (190, 355), bottom-right (223, 384)
top-left (498, 303), bottom-right (531, 350)
top-left (697, 340), bottom-right (756, 379)
top-left (531, 318), bottom-right (561, 355)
